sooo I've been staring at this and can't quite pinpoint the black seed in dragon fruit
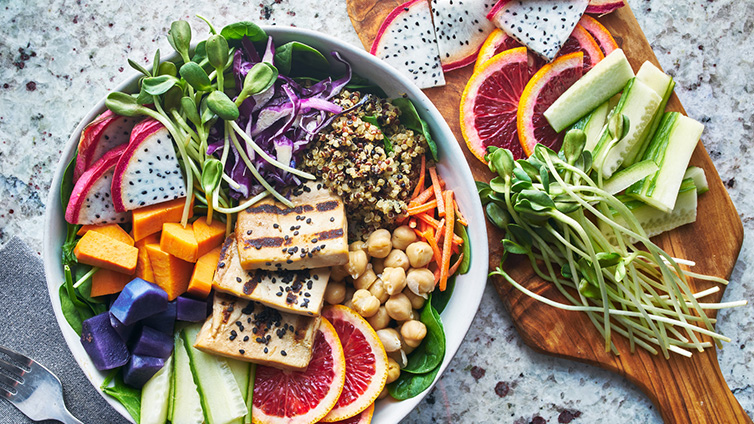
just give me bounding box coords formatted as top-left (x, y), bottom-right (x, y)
top-left (431, 0), bottom-right (497, 71)
top-left (66, 144), bottom-right (130, 225)
top-left (111, 118), bottom-right (187, 212)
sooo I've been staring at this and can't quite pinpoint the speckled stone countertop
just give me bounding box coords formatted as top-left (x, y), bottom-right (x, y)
top-left (1, 0), bottom-right (751, 423)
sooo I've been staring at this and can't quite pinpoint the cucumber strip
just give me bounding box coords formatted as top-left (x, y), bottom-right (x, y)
top-left (601, 159), bottom-right (659, 195)
top-left (245, 364), bottom-right (256, 424)
top-left (182, 325), bottom-right (248, 424)
top-left (571, 99), bottom-right (611, 153)
top-left (627, 112), bottom-right (704, 212)
top-left (623, 62), bottom-right (676, 165)
top-left (591, 78), bottom-right (662, 179)
top-left (172, 332), bottom-right (204, 424)
top-left (544, 49), bottom-right (635, 132)
top-left (226, 359), bottom-right (251, 424)
top-left (140, 355), bottom-right (173, 424)
top-left (684, 166), bottom-right (709, 194)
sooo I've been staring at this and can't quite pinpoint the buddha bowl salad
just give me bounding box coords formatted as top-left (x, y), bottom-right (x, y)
top-left (59, 19), bottom-right (470, 424)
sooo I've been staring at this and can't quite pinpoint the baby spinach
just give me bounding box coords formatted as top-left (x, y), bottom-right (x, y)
top-left (274, 41), bottom-right (329, 77)
top-left (220, 21), bottom-right (267, 46)
top-left (59, 265), bottom-right (97, 336)
top-left (391, 97), bottom-right (438, 161)
top-left (403, 294), bottom-right (445, 374)
top-left (361, 115), bottom-right (393, 153)
top-left (387, 363), bottom-right (440, 401)
top-left (102, 370), bottom-right (141, 423)
top-left (431, 276), bottom-right (455, 314)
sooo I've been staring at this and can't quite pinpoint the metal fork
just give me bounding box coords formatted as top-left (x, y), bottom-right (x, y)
top-left (0, 346), bottom-right (83, 424)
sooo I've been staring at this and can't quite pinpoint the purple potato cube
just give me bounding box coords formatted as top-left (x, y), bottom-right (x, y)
top-left (110, 278), bottom-right (168, 326)
top-left (122, 354), bottom-right (165, 389)
top-left (80, 313), bottom-right (130, 371)
top-left (109, 314), bottom-right (136, 342)
top-left (130, 326), bottom-right (174, 359)
top-left (142, 300), bottom-right (177, 334)
top-left (176, 296), bottom-right (208, 322)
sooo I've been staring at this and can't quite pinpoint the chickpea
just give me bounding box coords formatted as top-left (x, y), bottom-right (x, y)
top-left (377, 387), bottom-right (389, 400)
top-left (372, 257), bottom-right (386, 275)
top-left (382, 266), bottom-right (407, 295)
top-left (384, 249), bottom-right (410, 271)
top-left (330, 265), bottom-right (350, 282)
top-left (369, 278), bottom-right (390, 304)
top-left (376, 328), bottom-right (402, 352)
top-left (385, 293), bottom-right (413, 321)
top-left (352, 289), bottom-right (380, 317)
top-left (345, 249), bottom-right (369, 279)
top-left (386, 357), bottom-right (401, 384)
top-left (366, 306), bottom-right (391, 331)
top-left (391, 225), bottom-right (417, 250)
top-left (342, 286), bottom-right (356, 310)
top-left (323, 280), bottom-right (346, 305)
top-left (406, 268), bottom-right (435, 297)
top-left (353, 267), bottom-right (377, 290)
top-left (366, 229), bottom-right (392, 258)
top-left (349, 240), bottom-right (366, 251)
top-left (403, 288), bottom-right (426, 310)
top-left (406, 241), bottom-right (433, 268)
top-left (401, 320), bottom-right (427, 348)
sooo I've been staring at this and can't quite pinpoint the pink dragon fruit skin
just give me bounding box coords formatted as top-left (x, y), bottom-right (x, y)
top-left (65, 144), bottom-right (130, 225)
top-left (111, 118), bottom-right (186, 212)
top-left (74, 110), bottom-right (138, 181)
top-left (586, 0), bottom-right (625, 15)
top-left (431, 0), bottom-right (497, 72)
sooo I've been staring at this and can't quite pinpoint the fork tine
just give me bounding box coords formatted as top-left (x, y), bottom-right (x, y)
top-left (0, 371), bottom-right (20, 389)
top-left (0, 385), bottom-right (11, 399)
top-left (0, 346), bottom-right (31, 369)
top-left (0, 358), bottom-right (26, 378)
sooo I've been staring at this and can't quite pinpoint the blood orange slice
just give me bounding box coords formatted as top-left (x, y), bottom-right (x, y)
top-left (558, 24), bottom-right (604, 72)
top-left (474, 29), bottom-right (526, 73)
top-left (320, 403), bottom-right (374, 424)
top-left (252, 318), bottom-right (346, 424)
top-left (460, 47), bottom-right (540, 162)
top-left (320, 306), bottom-right (388, 422)
top-left (579, 15), bottom-right (619, 56)
top-left (518, 52), bottom-right (585, 156)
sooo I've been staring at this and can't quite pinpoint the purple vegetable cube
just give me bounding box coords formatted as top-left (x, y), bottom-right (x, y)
top-left (122, 354), bottom-right (165, 389)
top-left (130, 326), bottom-right (174, 359)
top-left (80, 313), bottom-right (130, 371)
top-left (142, 300), bottom-right (177, 334)
top-left (176, 296), bottom-right (208, 322)
top-left (109, 315), bottom-right (136, 342)
top-left (110, 278), bottom-right (168, 326)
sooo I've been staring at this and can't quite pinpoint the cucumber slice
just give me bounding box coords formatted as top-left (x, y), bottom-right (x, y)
top-left (627, 112), bottom-right (704, 212)
top-left (601, 159), bottom-right (659, 195)
top-left (544, 49), bottom-right (635, 133)
top-left (140, 355), bottom-right (173, 424)
top-left (684, 166), bottom-right (708, 194)
top-left (182, 324), bottom-right (248, 424)
top-left (245, 364), bottom-right (256, 424)
top-left (172, 332), bottom-right (204, 424)
top-left (571, 100), bottom-right (611, 153)
top-left (226, 359), bottom-right (251, 424)
top-left (591, 78), bottom-right (662, 179)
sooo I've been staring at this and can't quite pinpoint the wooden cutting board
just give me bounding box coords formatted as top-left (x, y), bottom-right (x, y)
top-left (346, 1), bottom-right (750, 423)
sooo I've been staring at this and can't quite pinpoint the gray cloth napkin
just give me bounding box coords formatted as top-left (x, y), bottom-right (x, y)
top-left (0, 237), bottom-right (129, 424)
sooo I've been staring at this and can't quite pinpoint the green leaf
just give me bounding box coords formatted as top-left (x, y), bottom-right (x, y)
top-left (201, 158), bottom-right (224, 193)
top-left (220, 21), bottom-right (267, 44)
top-left (391, 97), bottom-right (438, 161)
top-left (191, 40), bottom-right (207, 63)
top-left (206, 34), bottom-right (230, 70)
top-left (519, 189), bottom-right (555, 211)
top-left (101, 371), bottom-right (141, 423)
top-left (431, 275), bottom-right (456, 313)
top-left (403, 295), bottom-right (445, 374)
top-left (512, 167), bottom-right (531, 183)
top-left (578, 278), bottom-right (602, 299)
top-left (539, 166), bottom-right (550, 193)
top-left (503, 239), bottom-right (528, 255)
top-left (181, 96), bottom-right (201, 126)
top-left (207, 90), bottom-right (240, 121)
top-left (387, 363), bottom-right (440, 400)
top-left (490, 148), bottom-right (514, 178)
top-left (179, 62), bottom-right (213, 92)
top-left (58, 285), bottom-right (86, 336)
top-left (507, 224), bottom-right (532, 249)
top-left (158, 61), bottom-right (178, 77)
top-left (60, 153), bottom-right (77, 210)
top-left (142, 75), bottom-right (180, 96)
top-left (106, 92), bottom-right (149, 117)
top-left (168, 20), bottom-right (192, 61)
top-left (127, 58), bottom-right (151, 77)
top-left (274, 41), bottom-right (330, 77)
top-left (238, 62), bottom-right (278, 101)
top-left (517, 159), bottom-right (540, 180)
top-left (454, 222), bottom-right (471, 275)
top-left (485, 202), bottom-right (509, 229)
top-left (361, 115), bottom-right (393, 153)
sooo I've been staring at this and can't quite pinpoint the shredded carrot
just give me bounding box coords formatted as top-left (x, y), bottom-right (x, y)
top-left (448, 253), bottom-right (464, 276)
top-left (409, 186), bottom-right (435, 207)
top-left (416, 213), bottom-right (441, 229)
top-left (455, 200), bottom-right (468, 227)
top-left (423, 230), bottom-right (443, 265)
top-left (407, 199), bottom-right (437, 215)
top-left (432, 264), bottom-right (441, 285)
top-left (435, 218), bottom-right (445, 241)
top-left (439, 190), bottom-right (455, 291)
top-left (451, 242), bottom-right (460, 255)
top-left (410, 155), bottom-right (426, 199)
top-left (429, 167), bottom-right (445, 217)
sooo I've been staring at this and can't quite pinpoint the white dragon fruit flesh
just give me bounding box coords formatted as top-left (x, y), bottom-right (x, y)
top-left (431, 0), bottom-right (497, 71)
top-left (370, 0), bottom-right (446, 89)
top-left (74, 110), bottom-right (138, 181)
top-left (111, 118), bottom-right (186, 212)
top-left (488, 0), bottom-right (589, 61)
top-left (65, 144), bottom-right (130, 225)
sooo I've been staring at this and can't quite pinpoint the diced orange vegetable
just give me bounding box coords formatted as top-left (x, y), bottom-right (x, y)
top-left (90, 269), bottom-right (133, 297)
top-left (134, 232), bottom-right (161, 249)
top-left (74, 231), bottom-right (138, 274)
top-left (429, 167), bottom-right (445, 217)
top-left (407, 199), bottom-right (437, 216)
top-left (135, 243), bottom-right (155, 283)
top-left (439, 190), bottom-right (455, 291)
top-left (160, 222), bottom-right (199, 263)
top-left (145, 243), bottom-right (194, 300)
top-left (410, 155), bottom-right (426, 199)
top-left (193, 219), bottom-right (226, 258)
top-left (188, 246), bottom-right (222, 299)
top-left (77, 224), bottom-right (134, 246)
top-left (132, 197), bottom-right (194, 241)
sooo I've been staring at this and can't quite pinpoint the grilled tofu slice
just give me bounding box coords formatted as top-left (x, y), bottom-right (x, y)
top-left (235, 181), bottom-right (348, 270)
top-left (194, 292), bottom-right (321, 371)
top-left (214, 237), bottom-right (329, 316)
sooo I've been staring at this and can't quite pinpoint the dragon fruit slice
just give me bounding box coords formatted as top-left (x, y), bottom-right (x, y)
top-left (487, 0), bottom-right (589, 61)
top-left (431, 0), bottom-right (497, 71)
top-left (111, 118), bottom-right (186, 212)
top-left (586, 0), bottom-right (624, 15)
top-left (65, 144), bottom-right (130, 225)
top-left (370, 0), bottom-right (446, 89)
top-left (74, 110), bottom-right (138, 181)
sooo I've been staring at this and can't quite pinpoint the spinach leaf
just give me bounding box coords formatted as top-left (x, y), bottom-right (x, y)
top-left (455, 220), bottom-right (471, 275)
top-left (60, 153), bottom-right (77, 210)
top-left (101, 370), bottom-right (141, 423)
top-left (362, 115), bottom-right (393, 153)
top-left (403, 294), bottom-right (445, 374)
top-left (220, 21), bottom-right (267, 46)
top-left (58, 285), bottom-right (86, 336)
top-left (391, 97), bottom-right (438, 161)
top-left (274, 41), bottom-right (329, 77)
top-left (387, 363), bottom-right (441, 400)
top-left (345, 74), bottom-right (387, 97)
top-left (431, 275), bottom-right (456, 314)
top-left (61, 223), bottom-right (80, 266)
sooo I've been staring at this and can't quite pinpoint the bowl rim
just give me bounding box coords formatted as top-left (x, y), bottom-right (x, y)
top-left (42, 24), bottom-right (489, 423)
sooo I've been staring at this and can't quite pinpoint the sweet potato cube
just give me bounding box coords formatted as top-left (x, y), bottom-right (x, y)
top-left (74, 231), bottom-right (138, 274)
top-left (134, 232), bottom-right (161, 248)
top-left (90, 268), bottom-right (133, 297)
top-left (187, 246), bottom-right (222, 299)
top-left (132, 197), bottom-right (194, 242)
top-left (145, 243), bottom-right (194, 300)
top-left (160, 222), bottom-right (199, 263)
top-left (77, 224), bottom-right (134, 246)
top-left (193, 218), bottom-right (226, 258)
top-left (135, 246), bottom-right (155, 283)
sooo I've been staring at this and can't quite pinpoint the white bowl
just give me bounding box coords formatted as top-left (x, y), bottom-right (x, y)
top-left (43, 26), bottom-right (489, 423)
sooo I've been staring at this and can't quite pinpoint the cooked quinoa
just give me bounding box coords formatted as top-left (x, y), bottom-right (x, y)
top-left (302, 90), bottom-right (427, 239)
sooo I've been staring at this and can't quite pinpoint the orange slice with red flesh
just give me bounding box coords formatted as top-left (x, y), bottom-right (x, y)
top-left (474, 29), bottom-right (527, 73)
top-left (319, 403), bottom-right (374, 424)
top-left (579, 15), bottom-right (619, 56)
top-left (558, 24), bottom-right (605, 72)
